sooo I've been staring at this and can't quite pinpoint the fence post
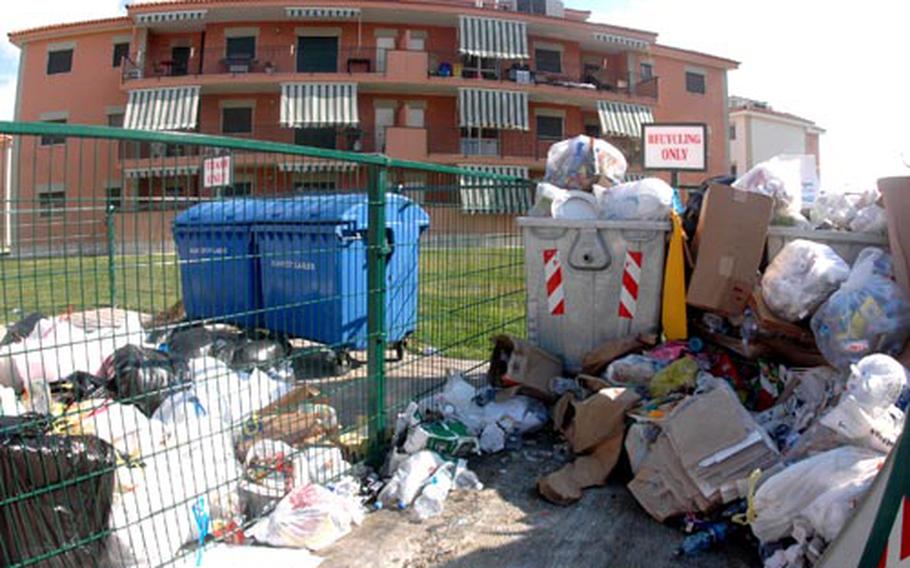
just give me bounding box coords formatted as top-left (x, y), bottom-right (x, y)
top-left (106, 204), bottom-right (116, 307)
top-left (367, 163), bottom-right (389, 463)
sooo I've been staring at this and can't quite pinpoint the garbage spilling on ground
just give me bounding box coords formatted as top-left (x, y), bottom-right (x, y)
top-left (2, 131), bottom-right (910, 568)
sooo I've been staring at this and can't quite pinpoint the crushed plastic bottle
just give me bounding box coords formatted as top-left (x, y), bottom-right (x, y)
top-left (454, 459), bottom-right (484, 491)
top-left (412, 463), bottom-right (454, 521)
top-left (677, 522), bottom-right (728, 557)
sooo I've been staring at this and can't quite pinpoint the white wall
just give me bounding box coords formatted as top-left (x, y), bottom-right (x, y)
top-left (750, 118), bottom-right (806, 166)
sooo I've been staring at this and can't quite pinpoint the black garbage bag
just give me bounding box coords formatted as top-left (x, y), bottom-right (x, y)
top-left (107, 345), bottom-right (191, 416)
top-left (52, 372), bottom-right (111, 406)
top-left (167, 325), bottom-right (243, 363)
top-left (0, 433), bottom-right (117, 568)
top-left (292, 347), bottom-right (351, 379)
top-left (0, 312), bottom-right (45, 347)
top-left (232, 339), bottom-right (289, 369)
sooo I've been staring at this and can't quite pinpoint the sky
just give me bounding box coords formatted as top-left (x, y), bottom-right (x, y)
top-left (1, 0), bottom-right (908, 187)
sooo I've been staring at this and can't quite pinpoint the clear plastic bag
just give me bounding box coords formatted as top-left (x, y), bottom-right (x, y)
top-left (595, 178), bottom-right (675, 221)
top-left (811, 249), bottom-right (910, 369)
top-left (810, 192), bottom-right (862, 230)
top-left (849, 204), bottom-right (888, 234)
top-left (543, 135), bottom-right (626, 191)
top-left (605, 354), bottom-right (667, 386)
top-left (761, 239), bottom-right (850, 322)
top-left (733, 156), bottom-right (808, 225)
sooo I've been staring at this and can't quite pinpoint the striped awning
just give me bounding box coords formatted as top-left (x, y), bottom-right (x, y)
top-left (459, 165), bottom-right (531, 214)
top-left (278, 161), bottom-right (359, 173)
top-left (285, 7), bottom-right (361, 19)
top-left (593, 33), bottom-right (650, 51)
top-left (124, 164), bottom-right (200, 179)
top-left (124, 86), bottom-right (201, 131)
top-left (135, 11), bottom-right (207, 25)
top-left (624, 172), bottom-right (648, 182)
top-left (459, 88), bottom-right (529, 131)
top-left (598, 101), bottom-right (654, 138)
top-left (280, 83), bottom-right (359, 128)
top-left (458, 15), bottom-right (528, 59)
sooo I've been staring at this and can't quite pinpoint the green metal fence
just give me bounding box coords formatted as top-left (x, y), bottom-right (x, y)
top-left (0, 121), bottom-right (530, 567)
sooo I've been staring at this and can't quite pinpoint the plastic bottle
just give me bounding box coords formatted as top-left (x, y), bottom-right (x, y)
top-left (677, 522), bottom-right (728, 557)
top-left (454, 459), bottom-right (484, 491)
top-left (412, 463), bottom-right (454, 520)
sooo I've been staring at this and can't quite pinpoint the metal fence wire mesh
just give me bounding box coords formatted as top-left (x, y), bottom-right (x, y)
top-left (0, 121), bottom-right (530, 567)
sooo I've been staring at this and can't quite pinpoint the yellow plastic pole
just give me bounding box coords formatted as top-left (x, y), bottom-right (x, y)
top-left (662, 210), bottom-right (688, 340)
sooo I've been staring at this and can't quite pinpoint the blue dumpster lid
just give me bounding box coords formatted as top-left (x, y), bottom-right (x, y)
top-left (259, 193), bottom-right (430, 232)
top-left (174, 198), bottom-right (267, 227)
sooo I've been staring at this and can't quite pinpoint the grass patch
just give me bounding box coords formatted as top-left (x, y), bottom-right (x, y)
top-left (0, 247), bottom-right (525, 361)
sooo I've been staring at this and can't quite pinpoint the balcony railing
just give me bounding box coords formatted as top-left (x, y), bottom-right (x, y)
top-left (428, 128), bottom-right (552, 160)
top-left (123, 46), bottom-right (382, 80)
top-left (427, 51), bottom-right (659, 99)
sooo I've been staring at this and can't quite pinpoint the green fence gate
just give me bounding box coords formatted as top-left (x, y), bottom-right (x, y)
top-left (0, 121), bottom-right (531, 567)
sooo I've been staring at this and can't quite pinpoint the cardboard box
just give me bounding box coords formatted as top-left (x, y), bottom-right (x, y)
top-left (687, 184), bottom-right (773, 315)
top-left (580, 334), bottom-right (658, 376)
top-left (880, 177), bottom-right (910, 296)
top-left (488, 336), bottom-right (563, 401)
top-left (552, 387), bottom-right (641, 453)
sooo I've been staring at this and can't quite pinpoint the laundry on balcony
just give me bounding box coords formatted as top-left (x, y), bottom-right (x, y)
top-left (124, 86), bottom-right (201, 131)
top-left (597, 101), bottom-right (654, 138)
top-left (458, 15), bottom-right (529, 60)
top-left (458, 88), bottom-right (529, 131)
top-left (280, 83), bottom-right (360, 128)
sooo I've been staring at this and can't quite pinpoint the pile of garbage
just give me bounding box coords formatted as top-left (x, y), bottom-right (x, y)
top-left (0, 315), bottom-right (365, 567)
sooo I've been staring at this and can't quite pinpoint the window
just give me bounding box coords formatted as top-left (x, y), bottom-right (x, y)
top-left (536, 115), bottom-right (563, 140)
top-left (407, 31), bottom-right (426, 51)
top-left (38, 189), bottom-right (66, 218)
top-left (106, 186), bottom-right (122, 209)
top-left (686, 71), bottom-right (706, 94)
top-left (222, 182), bottom-right (252, 197)
top-left (731, 164), bottom-right (738, 177)
top-left (517, 0), bottom-right (546, 14)
top-left (222, 107), bottom-right (253, 135)
top-left (640, 62), bottom-right (653, 81)
top-left (47, 49), bottom-right (73, 75)
top-left (406, 106), bottom-right (425, 128)
top-left (294, 180), bottom-right (337, 192)
top-left (112, 43), bottom-right (130, 67)
top-left (107, 113), bottom-right (125, 128)
top-left (295, 127), bottom-right (338, 149)
top-left (40, 119), bottom-right (67, 146)
top-left (462, 55), bottom-right (498, 80)
top-left (535, 49), bottom-right (562, 74)
top-left (226, 36), bottom-right (256, 60)
top-left (297, 36), bottom-right (339, 73)
top-left (460, 127), bottom-right (499, 156)
top-left (729, 124), bottom-right (736, 140)
top-left (584, 123), bottom-right (601, 138)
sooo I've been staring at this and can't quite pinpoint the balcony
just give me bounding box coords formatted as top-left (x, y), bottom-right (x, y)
top-left (427, 51), bottom-right (659, 99)
top-left (428, 128), bottom-right (551, 162)
top-left (123, 46), bottom-right (382, 81)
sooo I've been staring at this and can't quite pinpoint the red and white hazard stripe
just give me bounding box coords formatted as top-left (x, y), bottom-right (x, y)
top-left (880, 496), bottom-right (910, 567)
top-left (619, 251), bottom-right (643, 320)
top-left (543, 249), bottom-right (565, 316)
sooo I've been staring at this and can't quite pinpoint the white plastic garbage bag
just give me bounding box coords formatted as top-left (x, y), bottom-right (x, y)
top-left (0, 385), bottom-right (22, 416)
top-left (849, 204), bottom-right (888, 234)
top-left (186, 357), bottom-right (292, 425)
top-left (378, 450), bottom-right (445, 509)
top-left (59, 399), bottom-right (168, 460)
top-left (810, 187), bottom-right (879, 230)
top-left (751, 446), bottom-right (885, 544)
top-left (544, 135), bottom-right (627, 191)
top-left (761, 240), bottom-right (850, 322)
top-left (733, 156), bottom-right (807, 225)
top-left (820, 353), bottom-right (908, 452)
top-left (811, 249), bottom-right (910, 369)
top-left (249, 483), bottom-right (364, 551)
top-left (595, 178), bottom-right (675, 221)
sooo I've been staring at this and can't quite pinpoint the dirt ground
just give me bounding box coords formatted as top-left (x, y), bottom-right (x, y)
top-left (319, 431), bottom-right (763, 568)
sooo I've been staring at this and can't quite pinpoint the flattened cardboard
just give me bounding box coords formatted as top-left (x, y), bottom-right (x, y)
top-left (488, 335), bottom-right (563, 401)
top-left (880, 177), bottom-right (910, 296)
top-left (580, 334), bottom-right (658, 376)
top-left (687, 184), bottom-right (773, 315)
top-left (552, 387), bottom-right (641, 454)
top-left (538, 434), bottom-right (624, 505)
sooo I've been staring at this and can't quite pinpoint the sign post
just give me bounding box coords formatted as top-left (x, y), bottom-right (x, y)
top-left (642, 123), bottom-right (708, 188)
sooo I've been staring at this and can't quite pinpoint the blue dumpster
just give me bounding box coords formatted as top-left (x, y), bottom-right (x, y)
top-left (173, 199), bottom-right (265, 328)
top-left (253, 194), bottom-right (430, 351)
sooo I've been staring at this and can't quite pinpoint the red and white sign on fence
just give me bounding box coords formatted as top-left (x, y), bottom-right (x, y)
top-left (619, 251), bottom-right (643, 320)
top-left (203, 155), bottom-right (233, 189)
top-left (543, 249), bottom-right (565, 316)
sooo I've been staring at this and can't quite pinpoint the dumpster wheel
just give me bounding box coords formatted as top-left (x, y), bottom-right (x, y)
top-left (334, 350), bottom-right (353, 376)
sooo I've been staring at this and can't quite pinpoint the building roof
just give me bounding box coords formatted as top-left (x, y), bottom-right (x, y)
top-left (8, 16), bottom-right (131, 45)
top-left (653, 43), bottom-right (739, 69)
top-left (729, 96), bottom-right (825, 132)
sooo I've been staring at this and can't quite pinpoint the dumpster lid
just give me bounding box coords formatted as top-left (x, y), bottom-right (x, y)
top-left (174, 199), bottom-right (267, 226)
top-left (259, 193), bottom-right (430, 232)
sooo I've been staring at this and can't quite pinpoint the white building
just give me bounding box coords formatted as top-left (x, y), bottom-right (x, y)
top-left (728, 96), bottom-right (825, 177)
